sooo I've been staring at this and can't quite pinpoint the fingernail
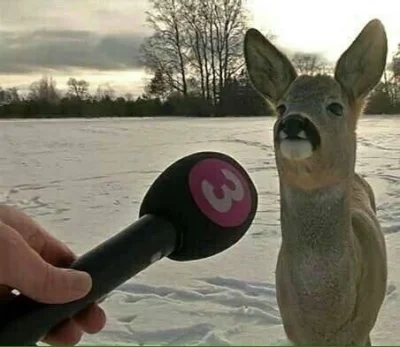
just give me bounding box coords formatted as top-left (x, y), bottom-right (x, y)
top-left (65, 269), bottom-right (92, 297)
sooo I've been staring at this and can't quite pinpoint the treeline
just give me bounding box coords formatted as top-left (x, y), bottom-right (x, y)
top-left (0, 91), bottom-right (267, 119)
top-left (2, 71), bottom-right (400, 119)
top-left (0, 73), bottom-right (268, 118)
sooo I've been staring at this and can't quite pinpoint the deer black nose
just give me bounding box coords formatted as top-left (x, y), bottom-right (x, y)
top-left (280, 115), bottom-right (307, 138)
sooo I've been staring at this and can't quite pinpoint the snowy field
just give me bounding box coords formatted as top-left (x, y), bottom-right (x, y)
top-left (0, 115), bottom-right (399, 345)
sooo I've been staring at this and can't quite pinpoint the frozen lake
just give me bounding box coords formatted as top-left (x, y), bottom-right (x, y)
top-left (0, 116), bottom-right (399, 345)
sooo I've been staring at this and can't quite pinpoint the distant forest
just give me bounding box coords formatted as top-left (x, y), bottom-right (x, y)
top-left (1, 0), bottom-right (400, 118)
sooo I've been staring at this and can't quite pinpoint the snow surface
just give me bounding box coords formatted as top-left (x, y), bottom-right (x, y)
top-left (0, 116), bottom-right (399, 345)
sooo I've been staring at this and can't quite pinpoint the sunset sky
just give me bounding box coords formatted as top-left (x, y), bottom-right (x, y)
top-left (0, 0), bottom-right (399, 96)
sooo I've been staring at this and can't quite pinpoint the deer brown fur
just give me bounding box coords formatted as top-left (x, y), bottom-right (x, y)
top-left (244, 19), bottom-right (388, 345)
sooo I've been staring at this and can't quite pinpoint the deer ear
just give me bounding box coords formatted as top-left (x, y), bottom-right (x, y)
top-left (335, 19), bottom-right (388, 101)
top-left (244, 28), bottom-right (297, 103)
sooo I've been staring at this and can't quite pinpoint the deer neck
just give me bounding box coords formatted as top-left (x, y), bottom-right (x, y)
top-left (279, 179), bottom-right (353, 257)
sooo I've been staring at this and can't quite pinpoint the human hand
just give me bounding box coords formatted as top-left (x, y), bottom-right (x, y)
top-left (0, 205), bottom-right (106, 345)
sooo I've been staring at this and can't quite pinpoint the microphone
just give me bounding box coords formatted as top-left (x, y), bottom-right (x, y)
top-left (0, 151), bottom-right (258, 345)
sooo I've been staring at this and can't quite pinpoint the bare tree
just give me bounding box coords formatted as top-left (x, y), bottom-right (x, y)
top-left (67, 78), bottom-right (90, 100)
top-left (28, 76), bottom-right (60, 103)
top-left (6, 87), bottom-right (20, 102)
top-left (0, 87), bottom-right (19, 105)
top-left (95, 83), bottom-right (116, 100)
top-left (181, 0), bottom-right (248, 102)
top-left (141, 0), bottom-right (188, 95)
top-left (141, 0), bottom-right (249, 107)
top-left (145, 68), bottom-right (169, 100)
top-left (379, 44), bottom-right (400, 105)
top-left (291, 52), bottom-right (332, 76)
top-left (124, 93), bottom-right (134, 101)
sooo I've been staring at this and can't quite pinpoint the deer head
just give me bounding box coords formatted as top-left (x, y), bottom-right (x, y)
top-left (244, 20), bottom-right (387, 191)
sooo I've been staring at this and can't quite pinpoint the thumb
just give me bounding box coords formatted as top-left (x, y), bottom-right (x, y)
top-left (0, 223), bottom-right (92, 304)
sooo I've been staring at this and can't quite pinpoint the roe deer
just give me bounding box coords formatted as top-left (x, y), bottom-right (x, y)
top-left (244, 19), bottom-right (388, 345)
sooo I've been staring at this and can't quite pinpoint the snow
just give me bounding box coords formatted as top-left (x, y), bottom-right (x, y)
top-left (0, 115), bottom-right (399, 345)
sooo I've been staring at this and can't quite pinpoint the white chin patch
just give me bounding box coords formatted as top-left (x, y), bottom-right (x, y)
top-left (280, 139), bottom-right (313, 160)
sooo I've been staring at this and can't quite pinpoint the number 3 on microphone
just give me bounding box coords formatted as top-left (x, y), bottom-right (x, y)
top-left (201, 169), bottom-right (245, 213)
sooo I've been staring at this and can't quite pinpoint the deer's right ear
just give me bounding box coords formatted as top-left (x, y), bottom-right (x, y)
top-left (244, 28), bottom-right (297, 103)
top-left (334, 19), bottom-right (387, 101)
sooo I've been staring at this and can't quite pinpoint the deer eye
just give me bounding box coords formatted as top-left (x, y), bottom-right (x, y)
top-left (276, 104), bottom-right (286, 116)
top-left (327, 102), bottom-right (343, 116)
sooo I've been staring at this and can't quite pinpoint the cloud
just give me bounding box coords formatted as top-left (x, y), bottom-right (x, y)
top-left (0, 29), bottom-right (148, 73)
top-left (0, 0), bottom-right (151, 34)
top-left (0, 1), bottom-right (153, 73)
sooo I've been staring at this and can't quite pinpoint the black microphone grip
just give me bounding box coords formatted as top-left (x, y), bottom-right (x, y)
top-left (0, 214), bottom-right (178, 346)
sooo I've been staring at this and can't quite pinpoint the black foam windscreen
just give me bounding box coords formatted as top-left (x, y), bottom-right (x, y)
top-left (140, 151), bottom-right (258, 260)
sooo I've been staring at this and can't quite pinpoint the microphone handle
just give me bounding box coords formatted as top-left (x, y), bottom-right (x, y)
top-left (0, 214), bottom-right (178, 346)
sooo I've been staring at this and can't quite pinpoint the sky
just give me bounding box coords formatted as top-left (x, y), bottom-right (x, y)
top-left (0, 0), bottom-right (400, 97)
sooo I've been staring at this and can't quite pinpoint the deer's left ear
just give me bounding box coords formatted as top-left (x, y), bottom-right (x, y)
top-left (244, 28), bottom-right (297, 103)
top-left (335, 19), bottom-right (388, 101)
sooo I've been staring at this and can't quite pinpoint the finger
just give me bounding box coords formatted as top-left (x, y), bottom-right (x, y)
top-left (42, 319), bottom-right (83, 346)
top-left (0, 205), bottom-right (76, 266)
top-left (0, 222), bottom-right (92, 304)
top-left (74, 303), bottom-right (107, 334)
